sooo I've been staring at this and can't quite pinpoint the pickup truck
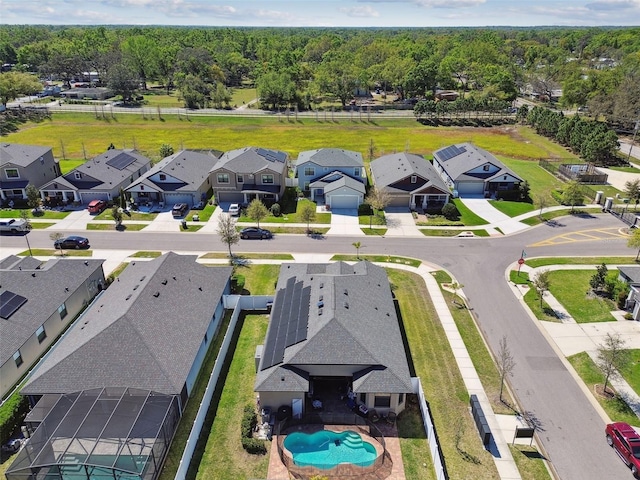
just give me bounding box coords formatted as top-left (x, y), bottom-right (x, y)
top-left (0, 218), bottom-right (30, 233)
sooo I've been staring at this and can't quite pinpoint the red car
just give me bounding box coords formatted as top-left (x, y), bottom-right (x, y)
top-left (606, 422), bottom-right (640, 477)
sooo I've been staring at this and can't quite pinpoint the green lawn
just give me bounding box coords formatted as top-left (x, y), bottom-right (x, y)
top-left (451, 198), bottom-right (488, 226)
top-left (547, 270), bottom-right (617, 323)
top-left (141, 93), bottom-right (184, 108)
top-left (58, 159), bottom-right (85, 174)
top-left (567, 352), bottom-right (640, 425)
top-left (421, 228), bottom-right (490, 237)
top-left (609, 166), bottom-right (640, 173)
top-left (239, 200), bottom-right (330, 224)
top-left (231, 264), bottom-right (280, 295)
top-left (619, 349), bottom-right (640, 396)
top-left (359, 211), bottom-right (386, 225)
top-left (498, 157), bottom-right (564, 205)
top-left (230, 87), bottom-right (258, 106)
top-left (489, 200), bottom-right (535, 217)
top-left (130, 251), bottom-right (163, 258)
top-left (86, 223), bottom-right (147, 231)
top-left (0, 209), bottom-right (69, 219)
top-left (94, 210), bottom-right (158, 221)
top-left (199, 252), bottom-right (293, 261)
top-left (520, 208), bottom-right (604, 226)
top-left (331, 254), bottom-right (421, 267)
top-left (509, 445), bottom-right (552, 480)
top-left (523, 287), bottom-right (560, 322)
top-left (19, 249), bottom-right (92, 257)
top-left (187, 203), bottom-right (215, 222)
top-left (29, 222), bottom-right (56, 229)
top-left (510, 270), bottom-right (530, 285)
top-left (525, 257), bottom-right (637, 268)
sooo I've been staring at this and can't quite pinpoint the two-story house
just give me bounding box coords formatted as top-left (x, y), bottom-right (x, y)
top-left (125, 150), bottom-right (221, 207)
top-left (295, 148), bottom-right (366, 209)
top-left (39, 149), bottom-right (151, 206)
top-left (209, 147), bottom-right (289, 205)
top-left (0, 255), bottom-right (105, 400)
top-left (0, 143), bottom-right (60, 205)
top-left (432, 143), bottom-right (522, 197)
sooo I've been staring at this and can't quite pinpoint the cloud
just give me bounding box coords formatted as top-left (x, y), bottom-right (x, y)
top-left (362, 0), bottom-right (486, 7)
top-left (339, 5), bottom-right (380, 17)
top-left (585, 0), bottom-right (640, 11)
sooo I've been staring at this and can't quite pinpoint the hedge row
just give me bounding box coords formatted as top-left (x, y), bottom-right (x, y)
top-left (240, 403), bottom-right (267, 455)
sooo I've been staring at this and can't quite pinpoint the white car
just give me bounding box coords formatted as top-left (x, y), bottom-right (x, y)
top-left (228, 204), bottom-right (240, 216)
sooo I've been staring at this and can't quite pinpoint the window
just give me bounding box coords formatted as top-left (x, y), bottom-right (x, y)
top-left (482, 164), bottom-right (490, 171)
top-left (398, 393), bottom-right (404, 405)
top-left (11, 189), bottom-right (22, 196)
top-left (159, 174), bottom-right (166, 181)
top-left (217, 173), bottom-right (229, 184)
top-left (5, 168), bottom-right (19, 178)
top-left (304, 167), bottom-right (315, 176)
top-left (262, 174), bottom-right (274, 184)
top-left (237, 174), bottom-right (244, 183)
top-left (374, 395), bottom-right (391, 408)
top-left (36, 325), bottom-right (47, 343)
top-left (74, 172), bottom-right (82, 179)
top-left (13, 350), bottom-right (23, 367)
top-left (359, 393), bottom-right (366, 403)
top-left (410, 175), bottom-right (417, 184)
top-left (354, 167), bottom-right (361, 177)
top-left (58, 303), bottom-right (68, 319)
top-left (304, 182), bottom-right (310, 191)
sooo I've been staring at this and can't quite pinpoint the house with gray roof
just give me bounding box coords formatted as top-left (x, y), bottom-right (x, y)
top-left (296, 148), bottom-right (366, 208)
top-left (125, 150), bottom-right (221, 207)
top-left (209, 147), bottom-right (289, 205)
top-left (0, 143), bottom-right (60, 206)
top-left (39, 149), bottom-right (151, 206)
top-left (618, 266), bottom-right (640, 321)
top-left (0, 255), bottom-right (105, 399)
top-left (254, 261), bottom-right (413, 418)
top-left (370, 152), bottom-right (450, 210)
top-left (432, 142), bottom-right (522, 197)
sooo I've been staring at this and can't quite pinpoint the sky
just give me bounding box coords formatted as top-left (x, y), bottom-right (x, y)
top-left (1, 0), bottom-right (640, 27)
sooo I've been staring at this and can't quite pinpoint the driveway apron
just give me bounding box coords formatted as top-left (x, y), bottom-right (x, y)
top-left (384, 208), bottom-right (422, 237)
top-left (458, 198), bottom-right (528, 235)
top-left (143, 210), bottom-right (182, 232)
top-left (327, 208), bottom-right (364, 236)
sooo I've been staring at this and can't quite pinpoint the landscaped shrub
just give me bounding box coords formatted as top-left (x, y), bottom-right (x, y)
top-left (441, 202), bottom-right (459, 220)
top-left (242, 437), bottom-right (267, 454)
top-left (358, 203), bottom-right (373, 216)
top-left (0, 391), bottom-right (29, 445)
top-left (240, 403), bottom-right (267, 454)
top-left (495, 189), bottom-right (523, 201)
top-left (270, 203), bottom-right (281, 217)
top-left (231, 274), bottom-right (245, 294)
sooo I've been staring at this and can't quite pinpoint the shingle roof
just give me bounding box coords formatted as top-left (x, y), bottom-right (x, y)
top-left (213, 147), bottom-right (288, 174)
top-left (0, 257), bottom-right (105, 366)
top-left (255, 261), bottom-right (413, 395)
top-left (433, 142), bottom-right (522, 183)
top-left (0, 144), bottom-right (53, 168)
top-left (370, 152), bottom-right (449, 193)
top-left (41, 150), bottom-right (151, 192)
top-left (314, 171), bottom-right (366, 194)
top-left (295, 148), bottom-right (363, 168)
top-left (127, 150), bottom-right (220, 193)
top-left (619, 266), bottom-right (640, 284)
top-left (22, 253), bottom-right (232, 396)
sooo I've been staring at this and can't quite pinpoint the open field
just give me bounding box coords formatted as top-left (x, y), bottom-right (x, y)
top-left (4, 114), bottom-right (573, 166)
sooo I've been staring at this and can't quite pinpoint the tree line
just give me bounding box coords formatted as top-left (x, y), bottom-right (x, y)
top-left (0, 25), bottom-right (638, 126)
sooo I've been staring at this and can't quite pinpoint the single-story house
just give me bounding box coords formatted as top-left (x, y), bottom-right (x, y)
top-left (125, 150), bottom-right (221, 207)
top-left (370, 152), bottom-right (450, 210)
top-left (9, 253), bottom-right (232, 480)
top-left (296, 148), bottom-right (366, 208)
top-left (432, 142), bottom-right (523, 197)
top-left (255, 261), bottom-right (413, 419)
top-left (618, 266), bottom-right (640, 321)
top-left (60, 87), bottom-right (113, 100)
top-left (39, 149), bottom-right (151, 205)
top-left (0, 143), bottom-right (61, 205)
top-left (210, 147), bottom-right (289, 204)
top-left (0, 255), bottom-right (105, 400)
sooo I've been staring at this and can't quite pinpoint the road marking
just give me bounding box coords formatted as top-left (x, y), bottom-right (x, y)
top-left (529, 228), bottom-right (627, 247)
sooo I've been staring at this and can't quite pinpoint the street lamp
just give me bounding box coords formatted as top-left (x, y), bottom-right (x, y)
top-left (24, 229), bottom-right (33, 256)
top-left (627, 118), bottom-right (640, 165)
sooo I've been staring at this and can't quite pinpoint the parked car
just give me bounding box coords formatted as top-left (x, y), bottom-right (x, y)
top-left (240, 227), bottom-right (272, 239)
top-left (87, 199), bottom-right (107, 214)
top-left (172, 203), bottom-right (188, 217)
top-left (228, 203), bottom-right (240, 216)
top-left (0, 218), bottom-right (30, 233)
top-left (606, 422), bottom-right (640, 476)
top-left (54, 236), bottom-right (90, 249)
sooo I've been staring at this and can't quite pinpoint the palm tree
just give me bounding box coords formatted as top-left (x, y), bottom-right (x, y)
top-left (352, 241), bottom-right (362, 259)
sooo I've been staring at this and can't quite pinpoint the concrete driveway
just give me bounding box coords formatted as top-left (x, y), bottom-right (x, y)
top-left (596, 165), bottom-right (640, 192)
top-left (326, 209), bottom-right (363, 236)
top-left (458, 198), bottom-right (528, 235)
top-left (384, 208), bottom-right (422, 237)
top-left (143, 210), bottom-right (182, 232)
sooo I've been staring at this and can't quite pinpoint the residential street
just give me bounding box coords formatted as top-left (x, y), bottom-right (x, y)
top-left (0, 212), bottom-right (636, 480)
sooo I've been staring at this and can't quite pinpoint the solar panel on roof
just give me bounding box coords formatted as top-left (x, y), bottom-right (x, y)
top-left (0, 290), bottom-right (27, 319)
top-left (257, 148), bottom-right (286, 163)
top-left (106, 153), bottom-right (136, 170)
top-left (438, 145), bottom-right (467, 162)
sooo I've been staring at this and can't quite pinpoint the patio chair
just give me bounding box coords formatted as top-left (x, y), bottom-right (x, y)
top-left (386, 410), bottom-right (397, 424)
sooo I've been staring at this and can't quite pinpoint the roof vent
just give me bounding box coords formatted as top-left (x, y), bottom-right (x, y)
top-left (173, 276), bottom-right (177, 280)
top-left (320, 282), bottom-right (324, 289)
top-left (84, 261), bottom-right (88, 266)
top-left (344, 289), bottom-right (348, 295)
top-left (153, 291), bottom-right (160, 298)
top-left (31, 273), bottom-right (36, 277)
top-left (162, 279), bottom-right (167, 285)
top-left (140, 276), bottom-right (145, 281)
top-left (319, 308), bottom-right (323, 315)
top-left (344, 302), bottom-right (349, 309)
top-left (317, 301), bottom-right (324, 308)
top-left (126, 294), bottom-right (132, 300)
top-left (198, 287), bottom-right (202, 291)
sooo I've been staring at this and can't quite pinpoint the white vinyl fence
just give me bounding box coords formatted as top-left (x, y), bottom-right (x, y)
top-left (413, 377), bottom-right (448, 480)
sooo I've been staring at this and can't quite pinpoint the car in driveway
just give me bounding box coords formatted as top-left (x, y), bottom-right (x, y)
top-left (228, 203), bottom-right (240, 216)
top-left (606, 422), bottom-right (640, 476)
top-left (87, 199), bottom-right (107, 214)
top-left (54, 235), bottom-right (90, 250)
top-left (171, 203), bottom-right (188, 217)
top-left (240, 227), bottom-right (272, 239)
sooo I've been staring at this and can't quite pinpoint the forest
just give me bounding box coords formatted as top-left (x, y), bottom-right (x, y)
top-left (0, 25), bottom-right (639, 129)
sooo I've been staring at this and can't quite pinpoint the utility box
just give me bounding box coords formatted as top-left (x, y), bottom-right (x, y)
top-left (470, 394), bottom-right (491, 446)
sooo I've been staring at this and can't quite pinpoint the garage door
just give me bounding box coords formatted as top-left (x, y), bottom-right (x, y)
top-left (80, 192), bottom-right (109, 204)
top-left (388, 195), bottom-right (409, 208)
top-left (164, 193), bottom-right (194, 206)
top-left (216, 191), bottom-right (243, 204)
top-left (456, 182), bottom-right (484, 196)
top-left (328, 195), bottom-right (359, 209)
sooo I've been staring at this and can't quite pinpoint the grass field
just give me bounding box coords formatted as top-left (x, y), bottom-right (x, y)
top-left (489, 200), bottom-right (535, 217)
top-left (525, 257), bottom-right (637, 267)
top-left (547, 270), bottom-right (617, 323)
top-left (4, 114), bottom-right (571, 166)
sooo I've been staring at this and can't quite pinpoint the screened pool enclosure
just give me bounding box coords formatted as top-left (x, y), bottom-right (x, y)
top-left (6, 387), bottom-right (180, 480)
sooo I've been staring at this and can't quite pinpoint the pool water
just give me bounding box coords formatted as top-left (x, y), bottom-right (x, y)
top-left (284, 430), bottom-right (377, 469)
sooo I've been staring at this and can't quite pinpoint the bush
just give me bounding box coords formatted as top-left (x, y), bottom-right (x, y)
top-left (441, 202), bottom-right (459, 220)
top-left (231, 274), bottom-right (245, 294)
top-left (495, 189), bottom-right (524, 201)
top-left (0, 391), bottom-right (29, 445)
top-left (241, 437), bottom-right (267, 454)
top-left (270, 203), bottom-right (281, 217)
top-left (241, 404), bottom-right (257, 438)
top-left (358, 203), bottom-right (373, 216)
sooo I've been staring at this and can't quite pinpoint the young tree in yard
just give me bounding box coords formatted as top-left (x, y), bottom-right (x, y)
top-left (365, 187), bottom-right (390, 228)
top-left (247, 199), bottom-right (269, 228)
top-left (534, 191), bottom-right (552, 218)
top-left (497, 335), bottom-right (516, 402)
top-left (299, 201), bottom-right (316, 234)
top-left (50, 232), bottom-right (64, 256)
top-left (533, 269), bottom-right (551, 308)
top-left (628, 227), bottom-right (640, 261)
top-left (217, 214), bottom-right (240, 257)
top-left (112, 206), bottom-right (123, 229)
top-left (624, 179), bottom-right (640, 210)
top-left (25, 184), bottom-right (41, 210)
top-left (590, 263), bottom-right (608, 293)
top-left (159, 144), bottom-right (174, 158)
top-left (596, 332), bottom-right (630, 395)
top-left (561, 180), bottom-right (584, 212)
top-left (352, 241), bottom-right (362, 259)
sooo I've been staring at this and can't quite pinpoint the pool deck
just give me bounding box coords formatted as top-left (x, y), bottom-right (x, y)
top-left (267, 424), bottom-right (405, 480)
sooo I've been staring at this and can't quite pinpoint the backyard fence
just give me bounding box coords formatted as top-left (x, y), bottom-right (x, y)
top-left (413, 377), bottom-right (449, 480)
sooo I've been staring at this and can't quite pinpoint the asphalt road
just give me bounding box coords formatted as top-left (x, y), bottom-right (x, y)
top-left (1, 212), bottom-right (634, 480)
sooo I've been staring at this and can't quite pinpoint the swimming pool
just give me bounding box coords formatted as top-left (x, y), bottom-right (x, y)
top-left (283, 430), bottom-right (378, 470)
